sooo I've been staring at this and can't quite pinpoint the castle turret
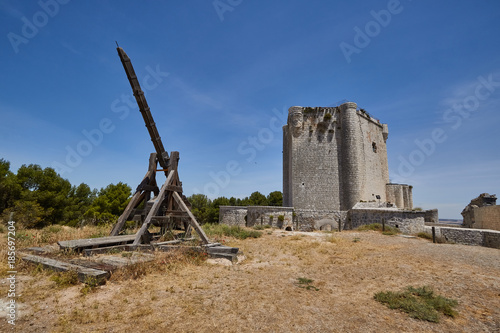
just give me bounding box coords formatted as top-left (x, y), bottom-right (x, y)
top-left (340, 102), bottom-right (363, 210)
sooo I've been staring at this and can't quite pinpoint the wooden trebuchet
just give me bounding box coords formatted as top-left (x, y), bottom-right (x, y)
top-left (110, 46), bottom-right (209, 245)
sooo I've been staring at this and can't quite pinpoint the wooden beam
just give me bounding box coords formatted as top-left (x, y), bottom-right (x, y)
top-left (21, 254), bottom-right (109, 284)
top-left (133, 170), bottom-right (176, 245)
top-left (166, 185), bottom-right (183, 192)
top-left (58, 235), bottom-right (136, 250)
top-left (110, 153), bottom-right (157, 236)
top-left (110, 191), bottom-right (143, 236)
top-left (172, 191), bottom-right (210, 244)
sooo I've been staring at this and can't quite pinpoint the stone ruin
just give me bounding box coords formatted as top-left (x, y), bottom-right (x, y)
top-left (461, 193), bottom-right (499, 230)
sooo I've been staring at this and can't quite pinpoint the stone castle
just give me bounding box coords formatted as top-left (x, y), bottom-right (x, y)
top-left (220, 102), bottom-right (433, 233)
top-left (283, 102), bottom-right (412, 211)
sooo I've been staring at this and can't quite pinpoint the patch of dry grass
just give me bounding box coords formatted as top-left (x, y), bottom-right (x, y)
top-left (1, 227), bottom-right (499, 332)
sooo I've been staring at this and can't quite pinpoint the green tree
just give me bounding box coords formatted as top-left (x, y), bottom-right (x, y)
top-left (64, 183), bottom-right (97, 226)
top-left (208, 196), bottom-right (230, 223)
top-left (248, 191), bottom-right (267, 206)
top-left (6, 201), bottom-right (44, 228)
top-left (267, 191), bottom-right (283, 206)
top-left (188, 194), bottom-right (211, 224)
top-left (83, 182), bottom-right (131, 225)
top-left (15, 164), bottom-right (72, 227)
top-left (0, 159), bottom-right (22, 214)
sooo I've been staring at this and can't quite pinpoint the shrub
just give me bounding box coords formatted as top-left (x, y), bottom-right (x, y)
top-left (296, 277), bottom-right (319, 291)
top-left (417, 232), bottom-right (432, 240)
top-left (374, 286), bottom-right (458, 322)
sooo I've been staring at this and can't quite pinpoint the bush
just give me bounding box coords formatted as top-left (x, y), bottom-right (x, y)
top-left (296, 277), bottom-right (319, 291)
top-left (417, 232), bottom-right (432, 240)
top-left (374, 286), bottom-right (458, 322)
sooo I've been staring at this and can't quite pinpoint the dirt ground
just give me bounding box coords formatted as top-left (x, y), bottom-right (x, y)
top-left (1, 229), bottom-right (499, 332)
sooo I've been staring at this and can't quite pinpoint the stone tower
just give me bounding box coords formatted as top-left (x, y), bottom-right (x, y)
top-left (283, 102), bottom-right (393, 211)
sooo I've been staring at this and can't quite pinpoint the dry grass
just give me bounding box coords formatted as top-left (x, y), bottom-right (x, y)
top-left (0, 225), bottom-right (114, 277)
top-left (0, 227), bottom-right (499, 332)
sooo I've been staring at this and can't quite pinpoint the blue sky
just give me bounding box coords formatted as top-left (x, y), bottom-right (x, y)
top-left (1, 0), bottom-right (499, 219)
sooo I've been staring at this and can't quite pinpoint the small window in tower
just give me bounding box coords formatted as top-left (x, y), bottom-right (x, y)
top-left (372, 142), bottom-right (377, 153)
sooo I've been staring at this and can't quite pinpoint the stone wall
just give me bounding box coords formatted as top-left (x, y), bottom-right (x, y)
top-left (246, 206), bottom-right (294, 229)
top-left (283, 106), bottom-right (342, 210)
top-left (474, 206), bottom-right (500, 231)
top-left (219, 206), bottom-right (248, 226)
top-left (424, 209), bottom-right (439, 223)
top-left (293, 209), bottom-right (347, 231)
top-left (219, 206), bottom-right (294, 229)
top-left (349, 208), bottom-right (426, 234)
top-left (356, 108), bottom-right (390, 206)
top-left (424, 226), bottom-right (500, 249)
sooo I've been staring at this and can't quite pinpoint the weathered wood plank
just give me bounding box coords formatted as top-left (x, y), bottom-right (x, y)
top-left (153, 238), bottom-right (195, 246)
top-left (172, 191), bottom-right (210, 244)
top-left (202, 243), bottom-right (222, 248)
top-left (133, 170), bottom-right (175, 246)
top-left (110, 191), bottom-right (144, 236)
top-left (58, 234), bottom-right (136, 250)
top-left (83, 244), bottom-right (155, 256)
top-left (21, 254), bottom-right (109, 284)
top-left (157, 245), bottom-right (203, 252)
top-left (208, 252), bottom-right (238, 262)
top-left (206, 246), bottom-right (239, 254)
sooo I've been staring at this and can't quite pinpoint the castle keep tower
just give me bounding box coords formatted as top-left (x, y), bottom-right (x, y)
top-left (283, 102), bottom-right (394, 211)
top-left (220, 101), bottom-right (426, 232)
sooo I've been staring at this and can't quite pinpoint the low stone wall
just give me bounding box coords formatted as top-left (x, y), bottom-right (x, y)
top-left (246, 206), bottom-right (294, 229)
top-left (293, 209), bottom-right (347, 231)
top-left (349, 209), bottom-right (426, 234)
top-left (423, 226), bottom-right (500, 249)
top-left (219, 206), bottom-right (248, 226)
top-left (219, 206), bottom-right (294, 229)
top-left (220, 205), bottom-right (430, 234)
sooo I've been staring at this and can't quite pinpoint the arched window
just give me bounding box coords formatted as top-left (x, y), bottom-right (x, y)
top-left (372, 142), bottom-right (377, 153)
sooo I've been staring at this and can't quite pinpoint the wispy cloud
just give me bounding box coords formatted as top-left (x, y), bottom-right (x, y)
top-left (60, 41), bottom-right (82, 56)
top-left (168, 75), bottom-right (224, 110)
